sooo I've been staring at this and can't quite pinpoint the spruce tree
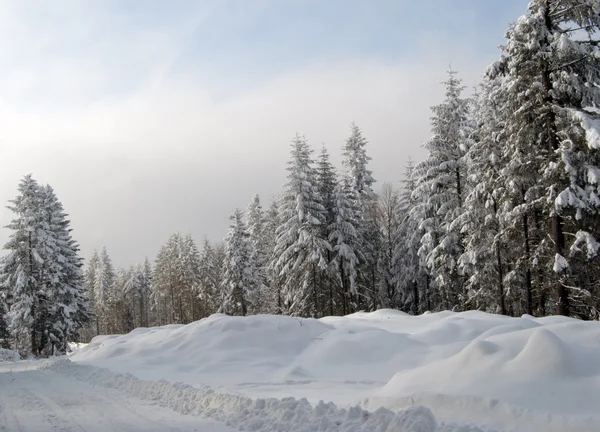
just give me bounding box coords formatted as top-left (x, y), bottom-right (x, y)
top-left (2, 175), bottom-right (43, 354)
top-left (499, 0), bottom-right (600, 316)
top-left (274, 135), bottom-right (330, 316)
top-left (94, 247), bottom-right (115, 334)
top-left (223, 209), bottom-right (255, 316)
top-left (329, 178), bottom-right (361, 315)
top-left (411, 69), bottom-right (471, 311)
top-left (342, 124), bottom-right (378, 311)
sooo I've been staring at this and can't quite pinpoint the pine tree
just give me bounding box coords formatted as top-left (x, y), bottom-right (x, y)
top-left (84, 249), bottom-right (100, 337)
top-left (222, 209), bottom-right (255, 316)
top-left (316, 145), bottom-right (338, 315)
top-left (262, 199), bottom-right (283, 314)
top-left (180, 234), bottom-right (202, 322)
top-left (246, 195), bottom-right (269, 313)
top-left (377, 183), bottom-right (401, 309)
top-left (2, 175), bottom-right (43, 355)
top-left (341, 124), bottom-right (378, 311)
top-left (394, 159), bottom-right (429, 313)
top-left (140, 258), bottom-right (153, 326)
top-left (198, 238), bottom-right (219, 318)
top-left (39, 185), bottom-right (89, 353)
top-left (411, 69), bottom-right (471, 311)
top-left (498, 0), bottom-right (600, 317)
top-left (274, 135), bottom-right (330, 316)
top-left (329, 178), bottom-right (361, 315)
top-left (94, 247), bottom-right (115, 334)
top-left (1, 176), bottom-right (89, 355)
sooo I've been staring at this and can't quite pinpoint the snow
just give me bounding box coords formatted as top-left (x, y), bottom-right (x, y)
top-left (0, 348), bottom-right (20, 362)
top-left (64, 310), bottom-right (600, 432)
top-left (0, 360), bottom-right (231, 432)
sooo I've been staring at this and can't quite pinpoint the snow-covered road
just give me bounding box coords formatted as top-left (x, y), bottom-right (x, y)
top-left (0, 362), bottom-right (231, 432)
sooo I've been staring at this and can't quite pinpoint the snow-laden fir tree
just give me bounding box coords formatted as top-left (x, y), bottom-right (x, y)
top-left (316, 145), bottom-right (338, 315)
top-left (246, 195), bottom-right (270, 313)
top-left (262, 199), bottom-right (283, 314)
top-left (274, 135), bottom-right (330, 316)
top-left (329, 178), bottom-right (361, 315)
top-left (1, 176), bottom-right (89, 355)
top-left (394, 159), bottom-right (429, 313)
top-left (94, 247), bottom-right (115, 334)
top-left (458, 75), bottom-right (512, 315)
top-left (84, 249), bottom-right (100, 336)
top-left (377, 183), bottom-right (402, 309)
top-left (498, 0), bottom-right (600, 317)
top-left (151, 233), bottom-right (202, 325)
top-left (39, 185), bottom-right (89, 353)
top-left (341, 124), bottom-right (379, 310)
top-left (2, 175), bottom-right (42, 354)
top-left (184, 234), bottom-right (203, 321)
top-left (222, 209), bottom-right (256, 316)
top-left (411, 69), bottom-right (471, 311)
top-left (198, 238), bottom-right (220, 318)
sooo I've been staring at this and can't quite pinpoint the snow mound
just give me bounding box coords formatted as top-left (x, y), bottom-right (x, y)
top-left (44, 358), bottom-right (483, 432)
top-left (0, 348), bottom-right (20, 362)
top-left (71, 311), bottom-right (600, 431)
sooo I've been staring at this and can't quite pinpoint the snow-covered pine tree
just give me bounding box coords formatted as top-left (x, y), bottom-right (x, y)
top-left (94, 247), bottom-right (115, 334)
top-left (316, 145), bottom-right (338, 316)
top-left (222, 209), bottom-right (255, 316)
top-left (198, 238), bottom-right (219, 318)
top-left (341, 124), bottom-right (379, 311)
top-left (498, 0), bottom-right (600, 317)
top-left (152, 233), bottom-right (198, 325)
top-left (246, 195), bottom-right (269, 313)
top-left (2, 175), bottom-right (43, 355)
top-left (180, 234), bottom-right (202, 322)
top-left (1, 176), bottom-right (89, 354)
top-left (124, 264), bottom-right (143, 328)
top-left (411, 69), bottom-right (471, 311)
top-left (274, 135), bottom-right (330, 317)
top-left (394, 159), bottom-right (429, 313)
top-left (39, 185), bottom-right (89, 353)
top-left (262, 199), bottom-right (283, 314)
top-left (84, 249), bottom-right (100, 337)
top-left (112, 267), bottom-right (133, 333)
top-left (329, 178), bottom-right (361, 315)
top-left (377, 183), bottom-right (401, 309)
top-left (140, 258), bottom-right (152, 326)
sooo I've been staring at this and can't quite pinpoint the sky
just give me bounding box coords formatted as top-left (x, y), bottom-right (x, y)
top-left (0, 0), bottom-right (530, 267)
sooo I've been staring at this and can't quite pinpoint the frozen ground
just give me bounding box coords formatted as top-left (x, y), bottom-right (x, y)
top-left (0, 360), bottom-right (232, 432)
top-left (3, 310), bottom-right (599, 432)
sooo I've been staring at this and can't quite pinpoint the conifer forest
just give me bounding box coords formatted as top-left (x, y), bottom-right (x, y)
top-left (2, 0), bottom-right (600, 356)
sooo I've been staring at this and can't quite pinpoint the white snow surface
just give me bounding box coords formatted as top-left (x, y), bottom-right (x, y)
top-left (0, 348), bottom-right (20, 362)
top-left (64, 310), bottom-right (600, 432)
top-left (0, 360), bottom-right (231, 432)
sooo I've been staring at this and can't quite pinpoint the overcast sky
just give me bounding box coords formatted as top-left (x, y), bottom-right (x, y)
top-left (0, 0), bottom-right (530, 267)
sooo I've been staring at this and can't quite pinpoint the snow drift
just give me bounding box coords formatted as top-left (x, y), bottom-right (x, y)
top-left (69, 310), bottom-right (600, 432)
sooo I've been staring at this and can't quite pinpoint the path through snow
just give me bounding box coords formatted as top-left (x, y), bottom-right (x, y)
top-left (0, 361), bottom-right (231, 432)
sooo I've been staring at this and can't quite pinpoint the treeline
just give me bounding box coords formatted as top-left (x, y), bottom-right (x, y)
top-left (83, 1), bottom-right (600, 334)
top-left (3, 0), bottom-right (600, 351)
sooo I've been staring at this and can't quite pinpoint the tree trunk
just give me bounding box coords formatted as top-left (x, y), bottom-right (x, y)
top-left (340, 261), bottom-right (347, 316)
top-left (412, 280), bottom-right (419, 315)
top-left (553, 215), bottom-right (569, 316)
top-left (496, 241), bottom-right (506, 315)
top-left (523, 212), bottom-right (533, 316)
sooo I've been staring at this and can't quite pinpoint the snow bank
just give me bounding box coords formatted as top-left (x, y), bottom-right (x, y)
top-left (44, 358), bottom-right (484, 432)
top-left (70, 311), bottom-right (600, 432)
top-left (0, 348), bottom-right (20, 362)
